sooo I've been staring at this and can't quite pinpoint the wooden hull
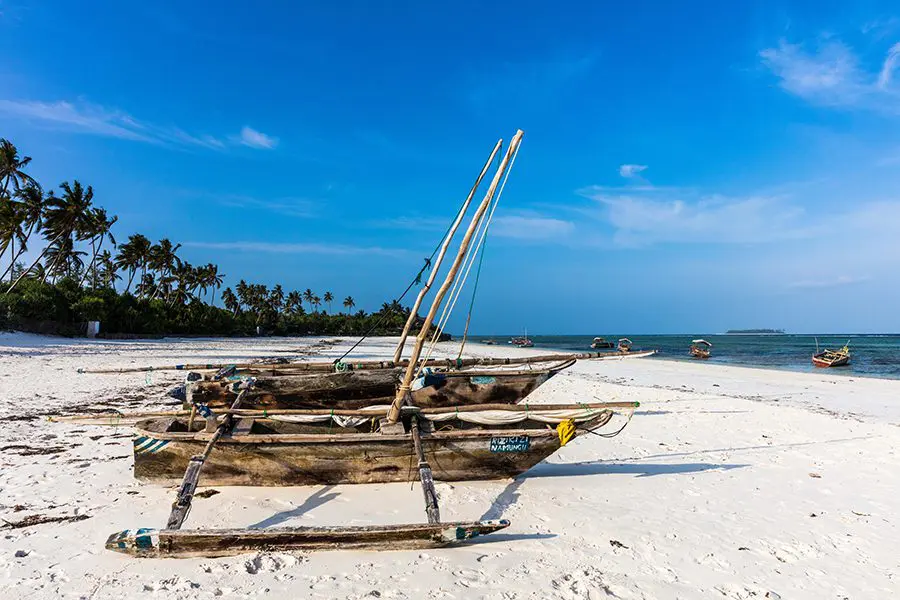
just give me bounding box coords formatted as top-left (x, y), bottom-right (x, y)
top-left (689, 348), bottom-right (710, 359)
top-left (106, 520), bottom-right (511, 557)
top-left (591, 343), bottom-right (614, 349)
top-left (812, 352), bottom-right (850, 368)
top-left (133, 422), bottom-right (568, 486)
top-left (188, 366), bottom-right (564, 411)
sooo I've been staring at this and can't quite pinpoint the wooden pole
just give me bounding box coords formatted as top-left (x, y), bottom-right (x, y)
top-left (392, 140), bottom-right (503, 363)
top-left (166, 381), bottom-right (254, 530)
top-left (76, 349), bottom-right (657, 375)
top-left (411, 417), bottom-right (440, 524)
top-left (387, 130), bottom-right (524, 423)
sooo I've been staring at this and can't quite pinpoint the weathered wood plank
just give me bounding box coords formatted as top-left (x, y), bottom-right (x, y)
top-left (106, 519), bottom-right (511, 557)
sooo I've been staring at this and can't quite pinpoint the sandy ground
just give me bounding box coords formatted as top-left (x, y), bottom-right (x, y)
top-left (0, 332), bottom-right (897, 599)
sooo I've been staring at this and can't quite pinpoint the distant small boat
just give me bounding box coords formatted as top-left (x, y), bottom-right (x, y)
top-left (591, 337), bottom-right (614, 349)
top-left (617, 338), bottom-right (633, 353)
top-left (483, 339), bottom-right (497, 345)
top-left (812, 340), bottom-right (850, 368)
top-left (690, 339), bottom-right (711, 359)
top-left (510, 328), bottom-right (533, 348)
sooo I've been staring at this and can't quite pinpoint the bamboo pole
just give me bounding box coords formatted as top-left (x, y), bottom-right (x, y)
top-left (49, 401), bottom-right (640, 425)
top-left (75, 349), bottom-right (657, 375)
top-left (393, 130), bottom-right (525, 423)
top-left (392, 140), bottom-right (503, 363)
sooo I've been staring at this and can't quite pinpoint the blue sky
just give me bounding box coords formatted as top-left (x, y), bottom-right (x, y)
top-left (2, 1), bottom-right (899, 334)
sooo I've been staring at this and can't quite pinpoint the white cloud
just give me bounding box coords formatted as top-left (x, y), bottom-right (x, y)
top-left (0, 98), bottom-right (276, 151)
top-left (788, 275), bottom-right (871, 289)
top-left (239, 126), bottom-right (278, 149)
top-left (579, 185), bottom-right (811, 246)
top-left (491, 213), bottom-right (575, 240)
top-left (618, 164), bottom-right (648, 178)
top-left (878, 42), bottom-right (900, 89)
top-left (760, 38), bottom-right (900, 112)
top-left (184, 241), bottom-right (406, 257)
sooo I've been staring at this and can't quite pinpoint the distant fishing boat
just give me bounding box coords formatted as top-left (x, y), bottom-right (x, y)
top-left (689, 339), bottom-right (711, 359)
top-left (812, 339), bottom-right (850, 368)
top-left (617, 338), bottom-right (633, 352)
top-left (510, 328), bottom-right (533, 348)
top-left (591, 337), bottom-right (614, 349)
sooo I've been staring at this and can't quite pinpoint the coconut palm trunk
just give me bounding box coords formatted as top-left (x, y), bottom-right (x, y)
top-left (6, 229), bottom-right (65, 293)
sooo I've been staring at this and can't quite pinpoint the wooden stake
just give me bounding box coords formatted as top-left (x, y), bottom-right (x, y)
top-left (388, 130), bottom-right (525, 423)
top-left (393, 140), bottom-right (503, 363)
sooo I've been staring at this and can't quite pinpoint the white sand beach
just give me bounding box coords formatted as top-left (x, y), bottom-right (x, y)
top-left (0, 333), bottom-right (898, 599)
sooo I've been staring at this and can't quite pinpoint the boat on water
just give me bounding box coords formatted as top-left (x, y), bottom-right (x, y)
top-left (689, 339), bottom-right (712, 359)
top-left (616, 338), bottom-right (633, 352)
top-left (812, 340), bottom-right (850, 368)
top-left (591, 337), bottom-right (614, 349)
top-left (510, 328), bottom-right (534, 347)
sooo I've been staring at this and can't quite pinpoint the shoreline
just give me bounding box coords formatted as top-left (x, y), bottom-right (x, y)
top-left (1, 333), bottom-right (898, 597)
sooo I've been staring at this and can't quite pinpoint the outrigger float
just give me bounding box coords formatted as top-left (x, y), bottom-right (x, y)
top-left (103, 130), bottom-right (642, 557)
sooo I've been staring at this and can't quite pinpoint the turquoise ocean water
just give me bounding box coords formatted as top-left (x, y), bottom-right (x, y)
top-left (467, 334), bottom-right (900, 380)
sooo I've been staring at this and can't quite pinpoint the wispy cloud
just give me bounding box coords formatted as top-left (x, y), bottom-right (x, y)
top-left (239, 126), bottom-right (278, 149)
top-left (760, 37), bottom-right (900, 113)
top-left (184, 241), bottom-right (407, 257)
top-left (788, 275), bottom-right (871, 289)
top-left (0, 98), bottom-right (277, 151)
top-left (491, 212), bottom-right (575, 241)
top-left (619, 164), bottom-right (648, 179)
top-left (578, 184), bottom-right (811, 246)
top-left (369, 215), bottom-right (448, 231)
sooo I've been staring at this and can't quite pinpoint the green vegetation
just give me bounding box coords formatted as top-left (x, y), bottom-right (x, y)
top-left (0, 138), bottom-right (417, 337)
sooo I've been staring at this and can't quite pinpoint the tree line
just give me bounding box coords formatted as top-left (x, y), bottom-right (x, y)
top-left (0, 137), bottom-right (417, 336)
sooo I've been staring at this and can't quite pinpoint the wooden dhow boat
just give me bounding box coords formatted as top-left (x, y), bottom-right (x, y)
top-left (617, 338), bottom-right (633, 352)
top-left (591, 337), bottom-right (614, 349)
top-left (689, 339), bottom-right (712, 359)
top-left (812, 340), bottom-right (850, 368)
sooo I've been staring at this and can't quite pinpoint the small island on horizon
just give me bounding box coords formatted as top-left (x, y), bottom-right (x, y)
top-left (725, 328), bottom-right (786, 334)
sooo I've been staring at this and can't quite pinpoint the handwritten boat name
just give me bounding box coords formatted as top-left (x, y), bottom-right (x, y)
top-left (490, 435), bottom-right (530, 452)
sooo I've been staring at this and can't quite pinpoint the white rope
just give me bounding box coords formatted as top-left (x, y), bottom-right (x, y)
top-left (415, 142), bottom-right (523, 378)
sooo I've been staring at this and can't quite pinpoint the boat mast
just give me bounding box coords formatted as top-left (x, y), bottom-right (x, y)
top-left (392, 140), bottom-right (503, 363)
top-left (387, 130), bottom-right (524, 423)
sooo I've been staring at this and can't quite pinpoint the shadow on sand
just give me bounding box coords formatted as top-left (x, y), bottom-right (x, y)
top-left (250, 485), bottom-right (340, 528)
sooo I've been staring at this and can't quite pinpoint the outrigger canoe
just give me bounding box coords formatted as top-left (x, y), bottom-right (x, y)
top-left (132, 402), bottom-right (633, 486)
top-left (186, 359), bottom-right (576, 411)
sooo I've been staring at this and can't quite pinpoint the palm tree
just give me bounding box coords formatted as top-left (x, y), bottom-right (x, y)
top-left (312, 295), bottom-right (321, 313)
top-left (303, 288), bottom-right (314, 312)
top-left (221, 287), bottom-right (239, 316)
top-left (0, 139), bottom-right (37, 194)
top-left (96, 249), bottom-right (120, 289)
top-left (270, 284), bottom-right (285, 314)
top-left (343, 296), bottom-right (355, 313)
top-left (79, 207), bottom-right (117, 289)
top-left (115, 233), bottom-right (151, 294)
top-left (44, 236), bottom-right (86, 282)
top-left (135, 272), bottom-right (156, 298)
top-left (0, 183), bottom-right (44, 283)
top-left (0, 197), bottom-right (24, 281)
top-left (323, 291), bottom-right (334, 314)
top-left (286, 290), bottom-right (302, 314)
top-left (149, 238), bottom-right (181, 299)
top-left (203, 263), bottom-right (223, 305)
top-left (9, 181), bottom-right (94, 293)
